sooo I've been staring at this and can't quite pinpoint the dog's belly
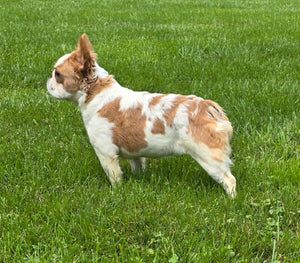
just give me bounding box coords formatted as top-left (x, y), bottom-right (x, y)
top-left (118, 134), bottom-right (187, 159)
top-left (119, 146), bottom-right (183, 159)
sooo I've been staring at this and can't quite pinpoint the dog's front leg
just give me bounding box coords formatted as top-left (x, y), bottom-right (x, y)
top-left (99, 156), bottom-right (123, 186)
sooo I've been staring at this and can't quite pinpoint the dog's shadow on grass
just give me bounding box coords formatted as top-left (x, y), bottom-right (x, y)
top-left (119, 156), bottom-right (219, 193)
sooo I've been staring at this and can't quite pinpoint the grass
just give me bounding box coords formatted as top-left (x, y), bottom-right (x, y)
top-left (0, 0), bottom-right (299, 262)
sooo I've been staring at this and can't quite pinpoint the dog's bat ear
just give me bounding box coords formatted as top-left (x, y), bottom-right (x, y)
top-left (70, 34), bottom-right (97, 75)
top-left (78, 34), bottom-right (96, 62)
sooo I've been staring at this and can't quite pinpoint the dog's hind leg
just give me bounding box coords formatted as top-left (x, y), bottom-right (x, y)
top-left (191, 148), bottom-right (236, 198)
top-left (129, 158), bottom-right (146, 174)
top-left (185, 100), bottom-right (236, 197)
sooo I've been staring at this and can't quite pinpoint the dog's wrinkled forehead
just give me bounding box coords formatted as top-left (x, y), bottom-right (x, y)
top-left (54, 53), bottom-right (71, 68)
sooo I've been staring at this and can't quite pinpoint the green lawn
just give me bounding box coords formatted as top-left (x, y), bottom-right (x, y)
top-left (0, 0), bottom-right (299, 262)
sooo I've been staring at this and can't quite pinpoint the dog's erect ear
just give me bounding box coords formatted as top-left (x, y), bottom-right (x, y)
top-left (70, 34), bottom-right (97, 75)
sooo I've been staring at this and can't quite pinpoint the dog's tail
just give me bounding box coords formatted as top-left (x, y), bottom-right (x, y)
top-left (204, 100), bottom-right (233, 141)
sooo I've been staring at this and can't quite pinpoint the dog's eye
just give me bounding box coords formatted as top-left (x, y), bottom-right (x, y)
top-left (55, 71), bottom-right (61, 78)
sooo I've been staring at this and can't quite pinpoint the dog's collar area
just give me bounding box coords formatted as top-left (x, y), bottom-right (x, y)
top-left (81, 75), bottom-right (98, 92)
top-left (80, 64), bottom-right (98, 92)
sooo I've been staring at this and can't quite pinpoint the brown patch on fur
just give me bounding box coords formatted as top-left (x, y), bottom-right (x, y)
top-left (69, 34), bottom-right (97, 77)
top-left (151, 119), bottom-right (166, 135)
top-left (211, 149), bottom-right (225, 162)
top-left (55, 63), bottom-right (80, 94)
top-left (163, 95), bottom-right (189, 127)
top-left (98, 99), bottom-right (148, 153)
top-left (187, 100), bottom-right (232, 152)
top-left (149, 95), bottom-right (167, 107)
top-left (85, 76), bottom-right (114, 104)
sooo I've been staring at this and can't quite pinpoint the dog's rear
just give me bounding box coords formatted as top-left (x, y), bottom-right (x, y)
top-left (184, 99), bottom-right (236, 197)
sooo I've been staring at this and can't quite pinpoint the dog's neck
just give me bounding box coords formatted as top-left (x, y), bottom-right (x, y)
top-left (77, 63), bottom-right (120, 111)
top-left (94, 62), bottom-right (109, 78)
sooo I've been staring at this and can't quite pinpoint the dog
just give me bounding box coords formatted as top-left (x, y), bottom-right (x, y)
top-left (47, 34), bottom-right (236, 197)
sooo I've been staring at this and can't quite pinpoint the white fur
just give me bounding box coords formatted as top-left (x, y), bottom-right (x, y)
top-left (54, 54), bottom-right (71, 67)
top-left (47, 77), bottom-right (70, 100)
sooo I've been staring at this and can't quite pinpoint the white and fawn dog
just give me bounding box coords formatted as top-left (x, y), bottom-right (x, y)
top-left (47, 34), bottom-right (236, 197)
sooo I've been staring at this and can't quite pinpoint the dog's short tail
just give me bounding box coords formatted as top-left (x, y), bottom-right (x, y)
top-left (205, 100), bottom-right (233, 141)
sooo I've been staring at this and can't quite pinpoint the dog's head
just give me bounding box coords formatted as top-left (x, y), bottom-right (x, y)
top-left (47, 34), bottom-right (98, 103)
